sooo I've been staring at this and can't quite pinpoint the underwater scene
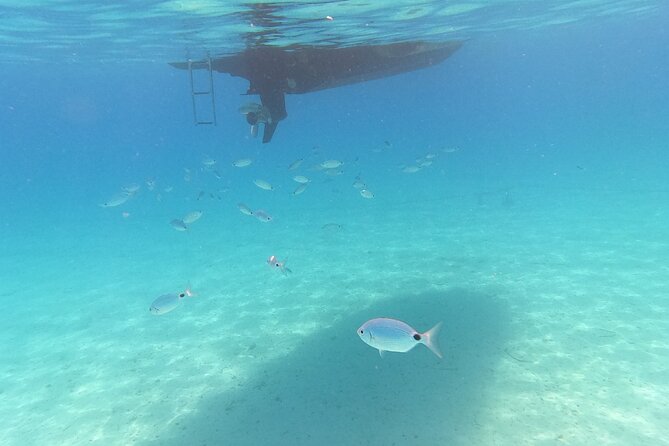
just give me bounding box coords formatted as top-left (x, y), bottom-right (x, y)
top-left (1, 1), bottom-right (668, 445)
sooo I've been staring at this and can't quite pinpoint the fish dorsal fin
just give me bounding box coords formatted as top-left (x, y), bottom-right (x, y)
top-left (378, 349), bottom-right (386, 358)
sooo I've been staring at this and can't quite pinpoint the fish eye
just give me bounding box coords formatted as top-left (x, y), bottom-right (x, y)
top-left (413, 334), bottom-right (421, 341)
top-left (359, 329), bottom-right (364, 334)
top-left (179, 293), bottom-right (185, 298)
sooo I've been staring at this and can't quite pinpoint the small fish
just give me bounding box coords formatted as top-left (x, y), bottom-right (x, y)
top-left (146, 179), bottom-right (156, 190)
top-left (320, 159), bottom-right (343, 169)
top-left (233, 158), bottom-right (253, 168)
top-left (122, 184), bottom-right (141, 194)
top-left (253, 209), bottom-right (272, 222)
top-left (360, 189), bottom-right (374, 199)
top-left (183, 211), bottom-right (203, 224)
top-left (443, 147), bottom-right (459, 153)
top-left (196, 190), bottom-right (205, 201)
top-left (288, 158), bottom-right (304, 170)
top-left (100, 193), bottom-right (130, 208)
top-left (402, 165), bottom-right (421, 173)
top-left (425, 153), bottom-right (436, 159)
top-left (170, 219), bottom-right (188, 231)
top-left (321, 223), bottom-right (343, 231)
top-left (292, 175), bottom-right (310, 184)
top-left (212, 170), bottom-right (222, 179)
top-left (417, 159), bottom-right (433, 168)
top-left (352, 178), bottom-right (366, 189)
top-left (149, 287), bottom-right (195, 315)
top-left (253, 179), bottom-right (274, 191)
top-left (357, 318), bottom-right (443, 358)
top-left (292, 183), bottom-right (308, 196)
top-left (202, 157), bottom-right (217, 168)
top-left (238, 203), bottom-right (254, 216)
top-left (324, 169), bottom-right (344, 177)
top-left (267, 255), bottom-right (292, 275)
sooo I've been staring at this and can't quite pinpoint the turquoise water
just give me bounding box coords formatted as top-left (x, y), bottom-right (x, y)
top-left (1, 1), bottom-right (668, 445)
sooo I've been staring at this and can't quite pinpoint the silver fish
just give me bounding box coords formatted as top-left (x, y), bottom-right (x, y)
top-left (149, 288), bottom-right (194, 315)
top-left (183, 211), bottom-right (203, 224)
top-left (202, 157), bottom-right (217, 168)
top-left (321, 223), bottom-right (343, 232)
top-left (233, 158), bottom-right (253, 168)
top-left (238, 203), bottom-right (254, 216)
top-left (402, 165), bottom-right (421, 173)
top-left (253, 209), bottom-right (272, 222)
top-left (267, 255), bottom-right (292, 275)
top-left (357, 318), bottom-right (443, 358)
top-left (100, 193), bottom-right (130, 208)
top-left (122, 183), bottom-right (141, 194)
top-left (253, 179), bottom-right (274, 191)
top-left (288, 158), bottom-right (304, 170)
top-left (320, 159), bottom-right (343, 169)
top-left (170, 219), bottom-right (188, 231)
top-left (324, 169), bottom-right (344, 177)
top-left (352, 179), bottom-right (366, 189)
top-left (292, 175), bottom-right (310, 184)
top-left (360, 189), bottom-right (374, 199)
top-left (292, 183), bottom-right (308, 196)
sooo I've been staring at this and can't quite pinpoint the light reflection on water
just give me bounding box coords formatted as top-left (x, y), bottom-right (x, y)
top-left (0, 0), bottom-right (660, 62)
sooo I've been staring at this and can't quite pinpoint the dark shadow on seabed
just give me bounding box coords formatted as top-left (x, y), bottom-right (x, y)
top-left (140, 288), bottom-right (511, 446)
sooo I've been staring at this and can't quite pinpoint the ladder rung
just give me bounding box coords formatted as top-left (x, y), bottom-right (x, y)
top-left (193, 91), bottom-right (211, 95)
top-left (196, 121), bottom-right (214, 125)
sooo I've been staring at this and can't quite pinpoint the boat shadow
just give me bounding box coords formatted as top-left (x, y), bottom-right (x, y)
top-left (140, 287), bottom-right (510, 446)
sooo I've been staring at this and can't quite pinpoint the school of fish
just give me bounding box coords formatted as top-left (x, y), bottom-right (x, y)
top-left (98, 140), bottom-right (456, 359)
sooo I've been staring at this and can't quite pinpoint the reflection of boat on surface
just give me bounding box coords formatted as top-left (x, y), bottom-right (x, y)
top-left (171, 41), bottom-right (462, 142)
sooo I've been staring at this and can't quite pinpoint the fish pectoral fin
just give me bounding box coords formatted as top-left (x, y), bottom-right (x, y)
top-left (378, 349), bottom-right (386, 358)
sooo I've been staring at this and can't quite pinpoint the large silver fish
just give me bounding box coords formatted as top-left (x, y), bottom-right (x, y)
top-left (149, 288), bottom-right (194, 315)
top-left (357, 318), bottom-right (442, 358)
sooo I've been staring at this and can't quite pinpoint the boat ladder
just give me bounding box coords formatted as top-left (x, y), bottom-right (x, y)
top-left (187, 57), bottom-right (217, 126)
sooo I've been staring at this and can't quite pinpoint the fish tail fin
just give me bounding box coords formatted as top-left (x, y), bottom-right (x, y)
top-left (184, 284), bottom-right (197, 298)
top-left (422, 322), bottom-right (443, 359)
